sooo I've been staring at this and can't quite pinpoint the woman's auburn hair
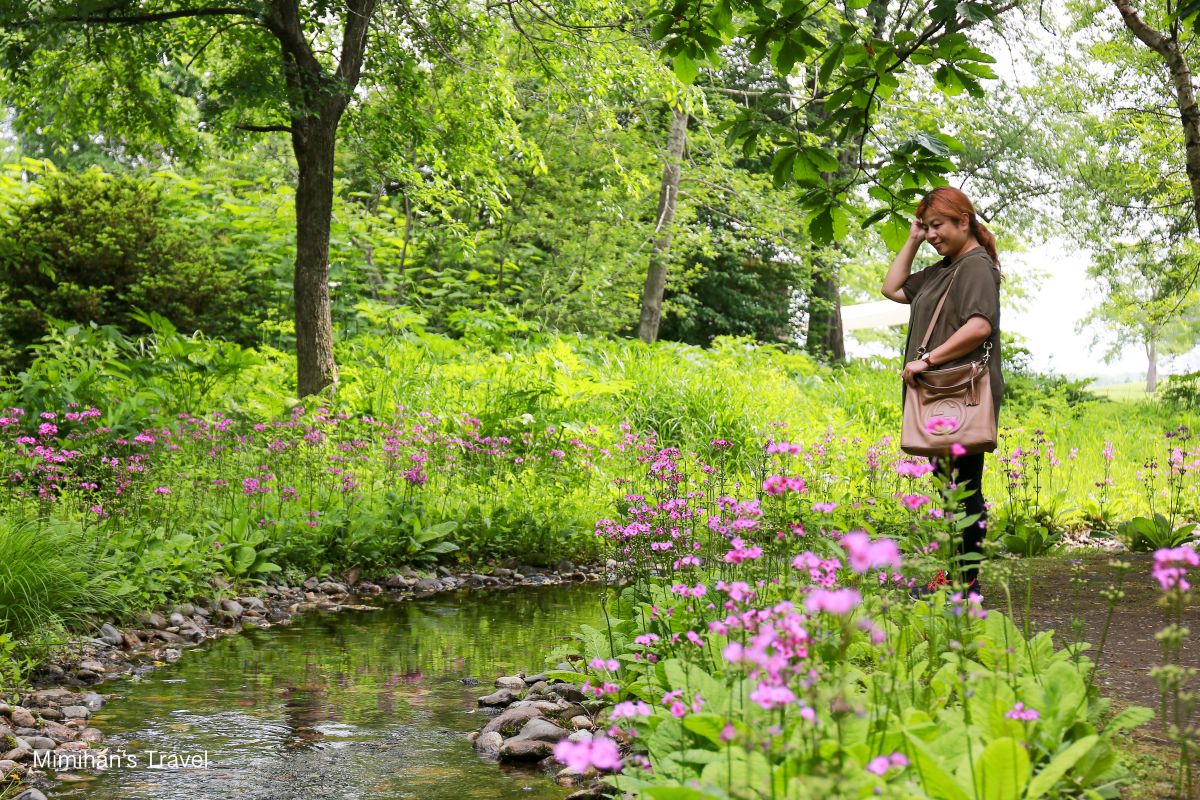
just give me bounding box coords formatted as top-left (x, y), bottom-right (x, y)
top-left (915, 186), bottom-right (1001, 270)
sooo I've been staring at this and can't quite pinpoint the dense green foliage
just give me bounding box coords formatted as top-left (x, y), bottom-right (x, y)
top-left (0, 165), bottom-right (272, 366)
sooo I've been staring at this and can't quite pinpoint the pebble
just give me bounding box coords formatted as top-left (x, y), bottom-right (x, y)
top-left (478, 689), bottom-right (518, 707)
top-left (9, 708), bottom-right (35, 728)
top-left (61, 706), bottom-right (90, 720)
top-left (569, 715), bottom-right (593, 730)
top-left (98, 623), bottom-right (124, 647)
top-left (13, 788), bottom-right (48, 800)
top-left (494, 676), bottom-right (527, 691)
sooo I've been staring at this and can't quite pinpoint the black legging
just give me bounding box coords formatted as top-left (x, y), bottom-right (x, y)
top-left (930, 452), bottom-right (986, 588)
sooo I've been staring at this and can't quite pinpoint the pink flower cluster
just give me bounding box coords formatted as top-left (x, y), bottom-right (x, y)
top-left (1005, 702), bottom-right (1039, 722)
top-left (839, 532), bottom-right (902, 573)
top-left (865, 752), bottom-right (908, 776)
top-left (553, 737), bottom-right (621, 772)
top-left (1153, 545), bottom-right (1200, 592)
top-left (763, 474), bottom-right (806, 495)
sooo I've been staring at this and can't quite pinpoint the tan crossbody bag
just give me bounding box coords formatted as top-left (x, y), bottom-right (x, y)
top-left (900, 267), bottom-right (996, 457)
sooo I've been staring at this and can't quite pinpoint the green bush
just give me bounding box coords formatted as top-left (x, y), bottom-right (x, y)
top-left (0, 168), bottom-right (270, 367)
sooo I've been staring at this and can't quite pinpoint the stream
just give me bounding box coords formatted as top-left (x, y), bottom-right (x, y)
top-left (58, 583), bottom-right (607, 800)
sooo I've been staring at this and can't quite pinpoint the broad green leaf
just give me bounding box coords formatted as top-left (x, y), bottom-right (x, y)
top-left (1026, 735), bottom-right (1098, 799)
top-left (973, 737), bottom-right (1030, 800)
top-left (1106, 706), bottom-right (1154, 733)
top-left (904, 733), bottom-right (971, 800)
top-left (673, 51), bottom-right (700, 84)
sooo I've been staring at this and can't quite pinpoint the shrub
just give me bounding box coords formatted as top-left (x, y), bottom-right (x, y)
top-left (0, 168), bottom-right (269, 367)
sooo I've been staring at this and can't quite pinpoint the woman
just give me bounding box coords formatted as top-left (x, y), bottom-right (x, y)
top-left (880, 186), bottom-right (1003, 598)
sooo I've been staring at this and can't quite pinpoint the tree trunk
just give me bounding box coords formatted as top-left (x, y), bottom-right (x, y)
top-left (638, 107), bottom-right (688, 344)
top-left (1146, 336), bottom-right (1158, 392)
top-left (292, 113), bottom-right (340, 397)
top-left (1111, 0), bottom-right (1200, 237)
top-left (805, 258), bottom-right (846, 361)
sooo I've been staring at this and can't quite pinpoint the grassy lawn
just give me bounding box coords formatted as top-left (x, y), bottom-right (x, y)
top-left (1092, 382), bottom-right (1155, 402)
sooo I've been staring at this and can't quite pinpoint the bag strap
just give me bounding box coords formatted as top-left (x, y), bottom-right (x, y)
top-left (917, 266), bottom-right (961, 356)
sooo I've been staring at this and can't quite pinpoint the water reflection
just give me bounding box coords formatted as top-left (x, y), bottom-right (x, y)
top-left (65, 583), bottom-right (607, 800)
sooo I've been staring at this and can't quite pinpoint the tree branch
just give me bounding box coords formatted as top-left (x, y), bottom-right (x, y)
top-left (1111, 0), bottom-right (1171, 56)
top-left (9, 6), bottom-right (262, 27)
top-left (336, 0), bottom-right (377, 86)
top-left (234, 122), bottom-right (293, 132)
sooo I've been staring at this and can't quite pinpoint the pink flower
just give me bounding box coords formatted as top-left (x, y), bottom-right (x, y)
top-left (750, 682), bottom-right (795, 710)
top-left (1005, 702), bottom-right (1039, 722)
top-left (610, 701), bottom-right (651, 720)
top-left (812, 502), bottom-right (837, 513)
top-left (153, 486), bottom-right (172, 495)
top-left (867, 752), bottom-right (909, 775)
top-left (950, 443), bottom-right (968, 457)
top-left (1153, 546), bottom-right (1200, 592)
top-left (840, 532), bottom-right (903, 573)
top-left (553, 737), bottom-right (621, 772)
top-left (901, 493), bottom-right (931, 511)
top-left (804, 588), bottom-right (861, 616)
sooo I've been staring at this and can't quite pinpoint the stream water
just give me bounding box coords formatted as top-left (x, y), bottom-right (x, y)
top-left (59, 583), bottom-right (608, 800)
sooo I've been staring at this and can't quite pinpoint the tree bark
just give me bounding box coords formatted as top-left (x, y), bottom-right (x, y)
top-left (638, 107), bottom-right (688, 344)
top-left (805, 259), bottom-right (846, 361)
top-left (1111, 0), bottom-right (1200, 237)
top-left (1146, 336), bottom-right (1159, 392)
top-left (292, 114), bottom-right (341, 395)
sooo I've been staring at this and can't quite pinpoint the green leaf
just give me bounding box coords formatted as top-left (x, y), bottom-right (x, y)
top-left (809, 207), bottom-right (834, 244)
top-left (974, 737), bottom-right (1030, 800)
top-left (904, 733), bottom-right (971, 800)
top-left (643, 787), bottom-right (720, 800)
top-left (683, 713), bottom-right (729, 745)
top-left (231, 544), bottom-right (257, 575)
top-left (673, 51), bottom-right (700, 84)
top-left (1026, 735), bottom-right (1098, 799)
top-left (1106, 706), bottom-right (1154, 733)
top-left (881, 213), bottom-right (910, 252)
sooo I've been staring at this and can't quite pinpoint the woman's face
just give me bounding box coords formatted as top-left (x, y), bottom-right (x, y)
top-left (919, 211), bottom-right (971, 257)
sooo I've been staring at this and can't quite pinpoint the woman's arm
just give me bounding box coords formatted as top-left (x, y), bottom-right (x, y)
top-left (880, 219), bottom-right (927, 303)
top-left (901, 315), bottom-right (993, 385)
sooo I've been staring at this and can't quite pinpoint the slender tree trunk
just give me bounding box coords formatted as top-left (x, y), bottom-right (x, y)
top-left (638, 107), bottom-right (688, 343)
top-left (1146, 336), bottom-right (1159, 392)
top-left (292, 114), bottom-right (340, 397)
top-left (805, 259), bottom-right (846, 361)
top-left (1112, 0), bottom-right (1200, 236)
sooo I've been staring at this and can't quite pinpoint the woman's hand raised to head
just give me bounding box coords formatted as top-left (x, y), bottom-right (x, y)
top-left (908, 217), bottom-right (926, 244)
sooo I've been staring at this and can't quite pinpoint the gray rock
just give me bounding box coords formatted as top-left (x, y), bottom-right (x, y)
top-left (60, 706), bottom-right (90, 720)
top-left (512, 718), bottom-right (570, 744)
top-left (498, 737), bottom-right (554, 761)
top-left (173, 603), bottom-right (197, 616)
top-left (168, 612), bottom-right (187, 628)
top-left (24, 736), bottom-right (55, 751)
top-left (219, 599), bottom-right (244, 617)
top-left (78, 728), bottom-right (103, 743)
top-left (0, 759), bottom-right (21, 776)
top-left (13, 789), bottom-right (48, 800)
top-left (473, 731), bottom-right (504, 756)
top-left (477, 689), bottom-right (517, 707)
top-left (569, 715), bottom-right (594, 730)
top-left (524, 674), bottom-right (549, 685)
top-left (75, 669), bottom-right (100, 682)
top-left (78, 659), bottom-right (105, 674)
top-left (567, 730), bottom-right (593, 744)
top-left (37, 708), bottom-right (63, 721)
top-left (551, 685), bottom-right (587, 703)
top-left (414, 578), bottom-right (443, 593)
top-left (40, 720), bottom-right (74, 741)
top-left (481, 706), bottom-right (544, 736)
top-left (9, 708), bottom-right (34, 728)
top-left (511, 700), bottom-right (562, 714)
top-left (240, 597), bottom-right (266, 611)
top-left (318, 581), bottom-right (347, 595)
top-left (98, 622), bottom-right (124, 647)
top-left (302, 577), bottom-right (320, 591)
top-left (80, 693), bottom-right (105, 712)
top-left (494, 676), bottom-right (527, 691)
top-left (24, 688), bottom-right (73, 707)
top-left (138, 611), bottom-right (167, 629)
